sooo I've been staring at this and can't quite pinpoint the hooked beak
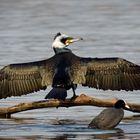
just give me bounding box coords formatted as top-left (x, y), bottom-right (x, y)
top-left (65, 37), bottom-right (83, 46)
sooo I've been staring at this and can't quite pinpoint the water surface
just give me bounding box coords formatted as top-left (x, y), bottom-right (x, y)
top-left (0, 0), bottom-right (140, 139)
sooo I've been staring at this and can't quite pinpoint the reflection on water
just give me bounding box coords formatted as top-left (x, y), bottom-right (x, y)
top-left (0, 0), bottom-right (140, 139)
top-left (1, 118), bottom-right (140, 140)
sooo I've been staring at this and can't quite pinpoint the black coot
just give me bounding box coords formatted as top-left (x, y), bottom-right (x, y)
top-left (88, 100), bottom-right (130, 129)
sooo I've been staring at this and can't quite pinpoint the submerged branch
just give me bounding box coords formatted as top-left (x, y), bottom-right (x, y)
top-left (0, 94), bottom-right (139, 118)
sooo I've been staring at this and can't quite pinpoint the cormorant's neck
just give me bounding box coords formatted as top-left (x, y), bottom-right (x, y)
top-left (53, 48), bottom-right (72, 54)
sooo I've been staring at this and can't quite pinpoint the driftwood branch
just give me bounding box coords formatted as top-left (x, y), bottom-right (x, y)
top-left (0, 94), bottom-right (140, 118)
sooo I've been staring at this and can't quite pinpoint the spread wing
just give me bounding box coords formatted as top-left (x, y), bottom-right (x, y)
top-left (0, 58), bottom-right (55, 99)
top-left (73, 57), bottom-right (140, 91)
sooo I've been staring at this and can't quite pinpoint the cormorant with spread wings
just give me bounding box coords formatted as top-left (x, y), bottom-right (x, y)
top-left (0, 32), bottom-right (140, 100)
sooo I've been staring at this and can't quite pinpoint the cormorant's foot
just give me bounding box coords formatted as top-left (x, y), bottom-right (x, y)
top-left (70, 95), bottom-right (79, 101)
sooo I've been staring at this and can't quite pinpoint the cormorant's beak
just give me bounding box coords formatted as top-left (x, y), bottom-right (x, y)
top-left (65, 37), bottom-right (83, 46)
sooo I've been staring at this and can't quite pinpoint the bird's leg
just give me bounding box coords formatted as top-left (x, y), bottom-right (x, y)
top-left (71, 85), bottom-right (78, 100)
top-left (72, 87), bottom-right (76, 97)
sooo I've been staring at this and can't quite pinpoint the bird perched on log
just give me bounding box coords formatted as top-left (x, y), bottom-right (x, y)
top-left (0, 32), bottom-right (140, 100)
top-left (88, 100), bottom-right (130, 129)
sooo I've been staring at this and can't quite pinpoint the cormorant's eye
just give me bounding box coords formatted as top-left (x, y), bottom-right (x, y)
top-left (61, 38), bottom-right (67, 44)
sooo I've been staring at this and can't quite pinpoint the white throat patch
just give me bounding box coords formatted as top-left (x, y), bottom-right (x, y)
top-left (52, 34), bottom-right (68, 49)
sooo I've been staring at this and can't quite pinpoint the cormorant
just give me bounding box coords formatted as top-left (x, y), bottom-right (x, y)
top-left (88, 100), bottom-right (130, 129)
top-left (0, 32), bottom-right (140, 100)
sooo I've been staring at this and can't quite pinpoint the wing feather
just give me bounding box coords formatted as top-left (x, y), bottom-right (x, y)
top-left (0, 58), bottom-right (54, 99)
top-left (73, 57), bottom-right (140, 91)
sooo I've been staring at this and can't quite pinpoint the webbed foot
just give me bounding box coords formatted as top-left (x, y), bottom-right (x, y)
top-left (70, 95), bottom-right (79, 101)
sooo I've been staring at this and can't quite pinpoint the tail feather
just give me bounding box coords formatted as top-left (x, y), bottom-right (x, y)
top-left (45, 88), bottom-right (67, 100)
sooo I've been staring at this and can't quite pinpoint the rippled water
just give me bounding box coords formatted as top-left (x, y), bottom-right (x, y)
top-left (0, 0), bottom-right (140, 139)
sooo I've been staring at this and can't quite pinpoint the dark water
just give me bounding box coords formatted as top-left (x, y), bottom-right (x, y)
top-left (0, 0), bottom-right (140, 139)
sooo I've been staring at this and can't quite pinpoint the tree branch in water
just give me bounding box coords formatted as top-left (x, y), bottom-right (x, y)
top-left (0, 94), bottom-right (139, 118)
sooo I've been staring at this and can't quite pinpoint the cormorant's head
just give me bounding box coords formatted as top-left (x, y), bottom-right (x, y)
top-left (114, 100), bottom-right (130, 109)
top-left (52, 32), bottom-right (83, 49)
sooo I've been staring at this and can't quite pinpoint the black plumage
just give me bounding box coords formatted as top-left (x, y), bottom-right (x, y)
top-left (0, 33), bottom-right (140, 99)
top-left (88, 100), bottom-right (129, 129)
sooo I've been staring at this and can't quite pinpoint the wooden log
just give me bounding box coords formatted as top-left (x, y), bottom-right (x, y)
top-left (0, 94), bottom-right (139, 118)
